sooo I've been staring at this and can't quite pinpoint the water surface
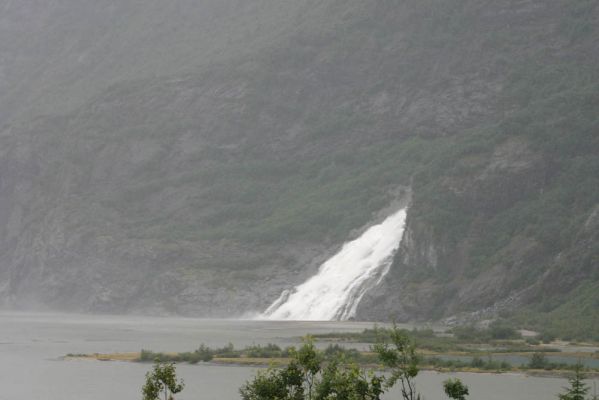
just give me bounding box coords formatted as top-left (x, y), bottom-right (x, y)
top-left (0, 312), bottom-right (595, 400)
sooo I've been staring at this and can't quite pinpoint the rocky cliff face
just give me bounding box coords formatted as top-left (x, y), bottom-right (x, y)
top-left (357, 135), bottom-right (598, 326)
top-left (0, 0), bottom-right (597, 331)
top-left (356, 138), bottom-right (554, 321)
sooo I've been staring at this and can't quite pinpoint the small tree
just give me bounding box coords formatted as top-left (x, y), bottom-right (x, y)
top-left (528, 352), bottom-right (548, 369)
top-left (240, 338), bottom-right (319, 400)
top-left (315, 359), bottom-right (384, 400)
top-left (239, 363), bottom-right (304, 400)
top-left (443, 378), bottom-right (469, 400)
top-left (293, 338), bottom-right (322, 400)
top-left (240, 337), bottom-right (386, 400)
top-left (142, 361), bottom-right (185, 400)
top-left (558, 363), bottom-right (589, 400)
top-left (372, 324), bottom-right (421, 400)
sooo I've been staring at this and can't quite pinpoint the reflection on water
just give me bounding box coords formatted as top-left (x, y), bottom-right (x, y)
top-left (0, 312), bottom-right (596, 400)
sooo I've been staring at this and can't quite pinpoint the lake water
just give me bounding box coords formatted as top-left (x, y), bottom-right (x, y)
top-left (435, 354), bottom-right (599, 368)
top-left (0, 311), bottom-right (596, 400)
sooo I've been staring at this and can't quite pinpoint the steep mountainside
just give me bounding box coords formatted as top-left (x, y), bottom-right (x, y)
top-left (0, 0), bottom-right (597, 337)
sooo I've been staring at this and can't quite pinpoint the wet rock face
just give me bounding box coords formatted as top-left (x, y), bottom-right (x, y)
top-left (356, 153), bottom-right (597, 324)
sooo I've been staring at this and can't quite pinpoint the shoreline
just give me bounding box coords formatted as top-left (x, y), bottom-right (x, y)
top-left (63, 352), bottom-right (599, 379)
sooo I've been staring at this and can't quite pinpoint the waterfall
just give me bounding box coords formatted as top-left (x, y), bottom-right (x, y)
top-left (260, 208), bottom-right (407, 321)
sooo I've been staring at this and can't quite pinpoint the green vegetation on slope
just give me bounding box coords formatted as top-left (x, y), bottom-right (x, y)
top-left (0, 0), bottom-right (597, 328)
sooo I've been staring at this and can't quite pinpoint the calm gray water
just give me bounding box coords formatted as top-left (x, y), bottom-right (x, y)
top-left (435, 354), bottom-right (599, 368)
top-left (0, 312), bottom-right (596, 400)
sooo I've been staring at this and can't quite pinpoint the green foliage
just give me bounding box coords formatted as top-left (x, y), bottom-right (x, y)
top-left (372, 325), bottom-right (421, 400)
top-left (245, 343), bottom-right (287, 358)
top-left (239, 338), bottom-right (318, 400)
top-left (558, 364), bottom-right (590, 400)
top-left (540, 332), bottom-right (557, 344)
top-left (425, 356), bottom-right (512, 372)
top-left (443, 378), bottom-right (469, 400)
top-left (528, 352), bottom-right (548, 369)
top-left (215, 343), bottom-right (239, 358)
top-left (315, 360), bottom-right (384, 400)
top-left (312, 328), bottom-right (382, 343)
top-left (140, 348), bottom-right (211, 364)
top-left (470, 357), bottom-right (484, 368)
top-left (139, 343), bottom-right (240, 364)
top-left (240, 337), bottom-right (386, 400)
top-left (240, 325), bottom-right (427, 400)
top-left (193, 344), bottom-right (216, 362)
top-left (314, 324), bottom-right (536, 354)
top-left (452, 321), bottom-right (521, 342)
top-left (292, 338), bottom-right (322, 400)
top-left (322, 344), bottom-right (376, 364)
top-left (240, 363), bottom-right (305, 400)
top-left (487, 321), bottom-right (520, 340)
top-left (142, 361), bottom-right (184, 400)
top-left (511, 282), bottom-right (599, 341)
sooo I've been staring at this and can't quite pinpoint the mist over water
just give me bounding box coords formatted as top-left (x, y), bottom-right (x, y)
top-left (261, 209), bottom-right (407, 321)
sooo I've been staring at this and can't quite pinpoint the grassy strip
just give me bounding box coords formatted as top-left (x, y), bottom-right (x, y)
top-left (64, 350), bottom-right (599, 378)
top-left (64, 338), bottom-right (599, 377)
top-left (311, 326), bottom-right (599, 355)
top-left (65, 352), bottom-right (141, 362)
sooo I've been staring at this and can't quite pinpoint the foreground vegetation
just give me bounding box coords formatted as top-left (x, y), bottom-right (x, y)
top-left (138, 325), bottom-right (599, 400)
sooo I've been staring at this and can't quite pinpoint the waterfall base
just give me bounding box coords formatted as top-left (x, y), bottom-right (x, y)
top-left (258, 208), bottom-right (408, 321)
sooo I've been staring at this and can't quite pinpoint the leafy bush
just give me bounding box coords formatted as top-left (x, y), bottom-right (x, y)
top-left (244, 343), bottom-right (287, 358)
top-left (528, 352), bottom-right (550, 369)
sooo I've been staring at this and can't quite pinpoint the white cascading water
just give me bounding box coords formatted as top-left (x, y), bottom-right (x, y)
top-left (260, 208), bottom-right (407, 321)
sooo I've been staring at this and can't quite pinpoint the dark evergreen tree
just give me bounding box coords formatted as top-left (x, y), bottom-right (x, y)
top-left (558, 363), bottom-right (589, 400)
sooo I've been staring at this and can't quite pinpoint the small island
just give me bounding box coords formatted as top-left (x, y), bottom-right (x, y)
top-left (65, 323), bottom-right (599, 378)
